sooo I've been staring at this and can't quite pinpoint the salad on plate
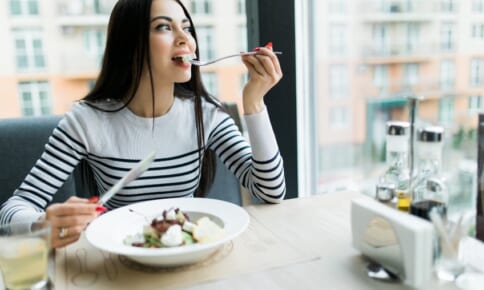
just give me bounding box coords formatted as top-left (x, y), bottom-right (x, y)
top-left (123, 207), bottom-right (224, 248)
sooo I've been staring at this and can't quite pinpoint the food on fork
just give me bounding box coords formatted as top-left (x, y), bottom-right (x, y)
top-left (123, 207), bottom-right (224, 248)
top-left (172, 54), bottom-right (194, 65)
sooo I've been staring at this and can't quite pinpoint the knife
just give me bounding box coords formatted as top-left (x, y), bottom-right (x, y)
top-left (98, 151), bottom-right (157, 205)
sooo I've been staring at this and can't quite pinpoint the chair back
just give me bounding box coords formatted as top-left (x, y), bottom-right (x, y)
top-left (0, 116), bottom-right (78, 205)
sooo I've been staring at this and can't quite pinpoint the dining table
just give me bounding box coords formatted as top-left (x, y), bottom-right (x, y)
top-left (0, 191), bottom-right (463, 289)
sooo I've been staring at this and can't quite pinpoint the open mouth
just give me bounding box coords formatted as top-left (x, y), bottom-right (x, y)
top-left (172, 54), bottom-right (194, 65)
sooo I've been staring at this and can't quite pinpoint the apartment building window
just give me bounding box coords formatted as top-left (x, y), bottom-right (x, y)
top-left (329, 106), bottom-right (350, 129)
top-left (237, 0), bottom-right (245, 15)
top-left (473, 0), bottom-right (484, 12)
top-left (9, 0), bottom-right (39, 16)
top-left (472, 23), bottom-right (484, 40)
top-left (238, 24), bottom-right (247, 52)
top-left (202, 72), bottom-right (218, 96)
top-left (441, 0), bottom-right (456, 13)
top-left (190, 0), bottom-right (213, 15)
top-left (440, 60), bottom-right (455, 90)
top-left (471, 58), bottom-right (483, 86)
top-left (329, 0), bottom-right (347, 14)
top-left (18, 81), bottom-right (51, 116)
top-left (13, 29), bottom-right (45, 72)
top-left (403, 63), bottom-right (419, 87)
top-left (373, 24), bottom-right (388, 55)
top-left (439, 95), bottom-right (454, 124)
top-left (196, 26), bottom-right (215, 60)
top-left (85, 29), bottom-right (106, 64)
top-left (329, 65), bottom-right (348, 98)
top-left (329, 24), bottom-right (346, 56)
top-left (373, 65), bottom-right (389, 90)
top-left (440, 23), bottom-right (455, 51)
top-left (406, 23), bottom-right (419, 53)
top-left (469, 95), bottom-right (482, 111)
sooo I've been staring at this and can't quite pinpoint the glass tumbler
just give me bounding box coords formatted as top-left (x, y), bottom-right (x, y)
top-left (0, 221), bottom-right (51, 290)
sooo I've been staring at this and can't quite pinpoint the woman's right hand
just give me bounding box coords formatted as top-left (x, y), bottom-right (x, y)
top-left (45, 196), bottom-right (105, 248)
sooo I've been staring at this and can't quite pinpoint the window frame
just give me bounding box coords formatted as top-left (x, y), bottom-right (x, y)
top-left (246, 0), bottom-right (299, 198)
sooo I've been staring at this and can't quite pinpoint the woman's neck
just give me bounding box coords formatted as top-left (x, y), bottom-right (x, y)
top-left (128, 77), bottom-right (175, 118)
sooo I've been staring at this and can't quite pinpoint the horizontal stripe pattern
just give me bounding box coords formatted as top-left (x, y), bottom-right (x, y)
top-left (1, 100), bottom-right (286, 224)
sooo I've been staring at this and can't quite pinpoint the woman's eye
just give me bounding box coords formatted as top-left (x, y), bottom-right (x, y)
top-left (155, 24), bottom-right (170, 31)
top-left (183, 26), bottom-right (193, 33)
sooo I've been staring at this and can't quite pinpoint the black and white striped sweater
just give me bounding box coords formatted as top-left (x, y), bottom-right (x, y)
top-left (0, 97), bottom-right (286, 224)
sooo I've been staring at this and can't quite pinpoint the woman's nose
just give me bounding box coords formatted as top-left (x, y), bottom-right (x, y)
top-left (175, 30), bottom-right (189, 46)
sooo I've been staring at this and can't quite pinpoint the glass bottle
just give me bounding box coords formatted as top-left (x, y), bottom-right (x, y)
top-left (410, 126), bottom-right (447, 219)
top-left (376, 121), bottom-right (410, 209)
top-left (412, 126), bottom-right (445, 200)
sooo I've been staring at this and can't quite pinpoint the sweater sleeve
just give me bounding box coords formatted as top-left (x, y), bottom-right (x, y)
top-left (207, 106), bottom-right (286, 203)
top-left (0, 112), bottom-right (88, 225)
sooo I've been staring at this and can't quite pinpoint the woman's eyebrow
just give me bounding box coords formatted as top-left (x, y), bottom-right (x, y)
top-left (151, 16), bottom-right (190, 24)
top-left (151, 16), bottom-right (172, 23)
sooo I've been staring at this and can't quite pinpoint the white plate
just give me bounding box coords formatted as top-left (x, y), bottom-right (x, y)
top-left (85, 198), bottom-right (249, 267)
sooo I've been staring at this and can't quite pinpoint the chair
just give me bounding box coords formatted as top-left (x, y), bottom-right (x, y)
top-left (0, 103), bottom-right (242, 206)
top-left (0, 115), bottom-right (78, 205)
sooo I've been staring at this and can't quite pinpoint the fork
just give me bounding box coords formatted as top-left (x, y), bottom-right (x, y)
top-left (190, 51), bottom-right (282, 66)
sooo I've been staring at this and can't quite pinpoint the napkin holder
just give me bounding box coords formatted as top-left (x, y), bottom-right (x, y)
top-left (351, 196), bottom-right (434, 289)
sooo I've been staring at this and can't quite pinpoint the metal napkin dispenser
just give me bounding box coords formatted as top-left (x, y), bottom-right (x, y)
top-left (351, 196), bottom-right (434, 288)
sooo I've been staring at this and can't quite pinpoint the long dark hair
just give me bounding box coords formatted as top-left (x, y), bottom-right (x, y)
top-left (81, 0), bottom-right (220, 197)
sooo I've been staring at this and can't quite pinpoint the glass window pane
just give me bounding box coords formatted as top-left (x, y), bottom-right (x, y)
top-left (28, 0), bottom-right (39, 15)
top-left (304, 0), bottom-right (479, 199)
top-left (10, 0), bottom-right (21, 15)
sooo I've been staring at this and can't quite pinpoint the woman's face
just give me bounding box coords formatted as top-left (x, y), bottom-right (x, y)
top-left (149, 0), bottom-right (196, 84)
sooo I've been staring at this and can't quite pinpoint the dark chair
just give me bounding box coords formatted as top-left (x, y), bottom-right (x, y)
top-left (0, 103), bottom-right (242, 206)
top-left (0, 116), bottom-right (78, 205)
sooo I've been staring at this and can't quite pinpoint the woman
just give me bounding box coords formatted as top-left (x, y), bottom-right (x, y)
top-left (0, 0), bottom-right (285, 248)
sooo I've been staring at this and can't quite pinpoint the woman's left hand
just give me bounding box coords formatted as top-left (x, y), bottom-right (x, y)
top-left (241, 43), bottom-right (283, 114)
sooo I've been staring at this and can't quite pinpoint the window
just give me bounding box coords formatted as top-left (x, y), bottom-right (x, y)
top-left (472, 24), bottom-right (484, 40)
top-left (9, 0), bottom-right (39, 16)
top-left (440, 60), bottom-right (455, 90)
top-left (201, 72), bottom-right (218, 96)
top-left (190, 0), bottom-right (213, 15)
top-left (329, 0), bottom-right (347, 14)
top-left (441, 0), bottom-right (456, 13)
top-left (85, 29), bottom-right (106, 65)
top-left (373, 65), bottom-right (389, 90)
top-left (329, 24), bottom-right (346, 56)
top-left (18, 81), bottom-right (51, 116)
top-left (439, 95), bottom-right (454, 124)
top-left (329, 106), bottom-right (351, 129)
top-left (196, 26), bottom-right (215, 61)
top-left (373, 25), bottom-right (389, 56)
top-left (406, 23), bottom-right (419, 53)
top-left (295, 0), bottom-right (480, 197)
top-left (329, 65), bottom-right (348, 98)
top-left (238, 24), bottom-right (247, 52)
top-left (474, 0), bottom-right (484, 12)
top-left (471, 58), bottom-right (483, 86)
top-left (469, 95), bottom-right (482, 111)
top-left (237, 0), bottom-right (245, 15)
top-left (441, 23), bottom-right (455, 51)
top-left (403, 63), bottom-right (419, 87)
top-left (13, 29), bottom-right (46, 72)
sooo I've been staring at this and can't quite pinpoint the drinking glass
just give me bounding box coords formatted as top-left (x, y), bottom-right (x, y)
top-left (433, 223), bottom-right (466, 282)
top-left (0, 221), bottom-right (51, 290)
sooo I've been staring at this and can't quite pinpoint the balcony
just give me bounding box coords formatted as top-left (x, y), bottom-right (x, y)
top-left (56, 0), bottom-right (115, 26)
top-left (361, 42), bottom-right (435, 60)
top-left (360, 78), bottom-right (449, 99)
top-left (359, 0), bottom-right (436, 22)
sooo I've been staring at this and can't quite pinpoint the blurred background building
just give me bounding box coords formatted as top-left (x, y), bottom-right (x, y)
top-left (0, 0), bottom-right (483, 206)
